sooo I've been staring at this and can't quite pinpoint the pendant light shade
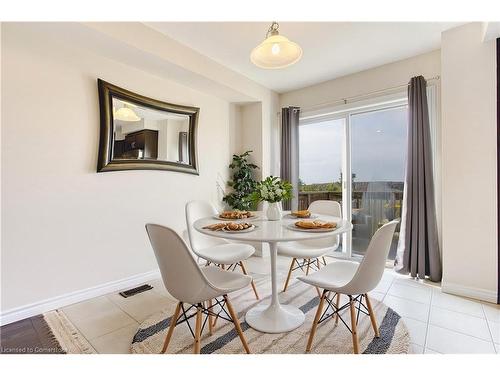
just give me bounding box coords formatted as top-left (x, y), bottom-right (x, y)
top-left (250, 22), bottom-right (302, 69)
top-left (114, 104), bottom-right (141, 122)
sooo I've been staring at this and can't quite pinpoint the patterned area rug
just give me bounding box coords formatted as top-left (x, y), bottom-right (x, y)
top-left (43, 310), bottom-right (96, 354)
top-left (131, 277), bottom-right (410, 354)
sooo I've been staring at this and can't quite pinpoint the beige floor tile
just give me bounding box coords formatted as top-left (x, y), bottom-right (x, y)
top-left (383, 295), bottom-right (430, 322)
top-left (108, 288), bottom-right (175, 322)
top-left (487, 320), bottom-right (500, 344)
top-left (429, 306), bottom-right (491, 341)
top-left (145, 278), bottom-right (176, 300)
top-left (89, 323), bottom-right (139, 354)
top-left (402, 317), bottom-right (427, 346)
top-left (426, 325), bottom-right (496, 354)
top-left (483, 303), bottom-right (500, 323)
top-left (409, 343), bottom-right (424, 354)
top-left (373, 279), bottom-right (393, 294)
top-left (62, 296), bottom-right (136, 339)
top-left (431, 290), bottom-right (484, 318)
top-left (368, 291), bottom-right (386, 302)
top-left (387, 283), bottom-right (432, 305)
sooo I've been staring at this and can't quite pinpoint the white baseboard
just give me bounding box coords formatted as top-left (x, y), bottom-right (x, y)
top-left (441, 281), bottom-right (498, 304)
top-left (0, 269), bottom-right (161, 326)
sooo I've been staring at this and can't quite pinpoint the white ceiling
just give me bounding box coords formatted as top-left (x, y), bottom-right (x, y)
top-left (146, 22), bottom-right (462, 93)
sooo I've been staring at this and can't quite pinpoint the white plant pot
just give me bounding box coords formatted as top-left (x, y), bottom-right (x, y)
top-left (266, 202), bottom-right (282, 221)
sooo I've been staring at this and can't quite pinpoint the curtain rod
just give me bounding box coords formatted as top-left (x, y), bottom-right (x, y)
top-left (290, 75), bottom-right (440, 113)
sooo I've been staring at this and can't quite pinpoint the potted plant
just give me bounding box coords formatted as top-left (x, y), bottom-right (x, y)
top-left (223, 151), bottom-right (259, 211)
top-left (250, 176), bottom-right (293, 221)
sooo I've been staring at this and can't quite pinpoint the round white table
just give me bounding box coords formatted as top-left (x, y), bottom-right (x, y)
top-left (193, 212), bottom-right (352, 334)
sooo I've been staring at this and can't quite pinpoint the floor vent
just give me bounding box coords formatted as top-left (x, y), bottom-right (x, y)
top-left (119, 284), bottom-right (153, 298)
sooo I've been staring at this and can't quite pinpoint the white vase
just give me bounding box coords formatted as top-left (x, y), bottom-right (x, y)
top-left (266, 202), bottom-right (282, 221)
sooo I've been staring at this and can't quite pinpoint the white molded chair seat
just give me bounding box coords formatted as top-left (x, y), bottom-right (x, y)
top-left (201, 266), bottom-right (252, 296)
top-left (197, 243), bottom-right (255, 265)
top-left (278, 238), bottom-right (338, 259)
top-left (298, 260), bottom-right (359, 294)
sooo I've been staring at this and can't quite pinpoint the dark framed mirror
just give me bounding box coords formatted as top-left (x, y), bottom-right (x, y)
top-left (97, 79), bottom-right (199, 174)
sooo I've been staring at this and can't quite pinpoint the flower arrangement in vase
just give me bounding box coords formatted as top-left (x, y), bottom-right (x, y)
top-left (250, 176), bottom-right (293, 221)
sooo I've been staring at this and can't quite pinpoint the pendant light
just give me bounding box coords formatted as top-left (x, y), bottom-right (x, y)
top-left (250, 22), bottom-right (302, 69)
top-left (114, 103), bottom-right (141, 122)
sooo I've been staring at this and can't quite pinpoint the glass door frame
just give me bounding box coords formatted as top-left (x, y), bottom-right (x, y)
top-left (299, 92), bottom-right (408, 260)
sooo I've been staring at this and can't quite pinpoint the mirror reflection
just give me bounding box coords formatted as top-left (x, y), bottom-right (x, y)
top-left (112, 97), bottom-right (190, 164)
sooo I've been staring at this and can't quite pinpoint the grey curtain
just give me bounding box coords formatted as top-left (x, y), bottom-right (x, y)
top-left (280, 107), bottom-right (300, 210)
top-left (395, 76), bottom-right (442, 281)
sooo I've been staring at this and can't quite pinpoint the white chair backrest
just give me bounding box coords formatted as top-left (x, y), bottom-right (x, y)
top-left (305, 200), bottom-right (342, 249)
top-left (308, 200), bottom-right (342, 217)
top-left (185, 200), bottom-right (227, 253)
top-left (343, 220), bottom-right (398, 295)
top-left (145, 223), bottom-right (214, 304)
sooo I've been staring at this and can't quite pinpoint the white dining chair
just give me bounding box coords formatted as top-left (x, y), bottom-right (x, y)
top-left (298, 220), bottom-right (398, 354)
top-left (185, 200), bottom-right (259, 300)
top-left (145, 223), bottom-right (252, 354)
top-left (278, 200), bottom-right (342, 293)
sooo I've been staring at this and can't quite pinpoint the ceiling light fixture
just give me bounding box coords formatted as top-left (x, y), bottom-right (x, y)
top-left (250, 22), bottom-right (302, 69)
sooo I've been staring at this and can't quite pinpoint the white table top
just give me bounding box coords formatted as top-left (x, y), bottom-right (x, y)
top-left (193, 211), bottom-right (352, 243)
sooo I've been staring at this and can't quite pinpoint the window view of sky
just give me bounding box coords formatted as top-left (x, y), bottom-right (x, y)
top-left (299, 119), bottom-right (344, 184)
top-left (299, 106), bottom-right (408, 184)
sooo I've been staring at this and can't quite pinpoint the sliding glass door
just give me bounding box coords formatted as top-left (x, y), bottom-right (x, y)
top-left (298, 100), bottom-right (408, 259)
top-left (298, 118), bottom-right (346, 254)
top-left (350, 106), bottom-right (407, 260)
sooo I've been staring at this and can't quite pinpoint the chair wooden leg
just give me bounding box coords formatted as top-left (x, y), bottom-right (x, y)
top-left (161, 302), bottom-right (182, 354)
top-left (194, 304), bottom-right (202, 354)
top-left (349, 296), bottom-right (359, 354)
top-left (283, 258), bottom-right (296, 292)
top-left (313, 259), bottom-right (322, 296)
top-left (306, 289), bottom-right (327, 353)
top-left (239, 261), bottom-right (259, 300)
top-left (224, 295), bottom-right (250, 354)
top-left (334, 293), bottom-right (341, 325)
top-left (364, 294), bottom-right (380, 337)
top-left (206, 300), bottom-right (213, 335)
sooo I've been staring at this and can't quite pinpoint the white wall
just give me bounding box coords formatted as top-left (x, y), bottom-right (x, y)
top-left (280, 50), bottom-right (441, 109)
top-left (440, 23), bottom-right (498, 302)
top-left (0, 23), bottom-right (236, 317)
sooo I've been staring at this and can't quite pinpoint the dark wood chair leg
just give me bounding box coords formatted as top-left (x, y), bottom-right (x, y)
top-left (161, 302), bottom-right (182, 354)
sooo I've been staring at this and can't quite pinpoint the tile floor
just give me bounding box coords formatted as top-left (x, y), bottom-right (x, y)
top-left (57, 255), bottom-right (500, 354)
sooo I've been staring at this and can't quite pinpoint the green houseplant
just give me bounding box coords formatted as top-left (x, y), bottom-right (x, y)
top-left (223, 151), bottom-right (259, 210)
